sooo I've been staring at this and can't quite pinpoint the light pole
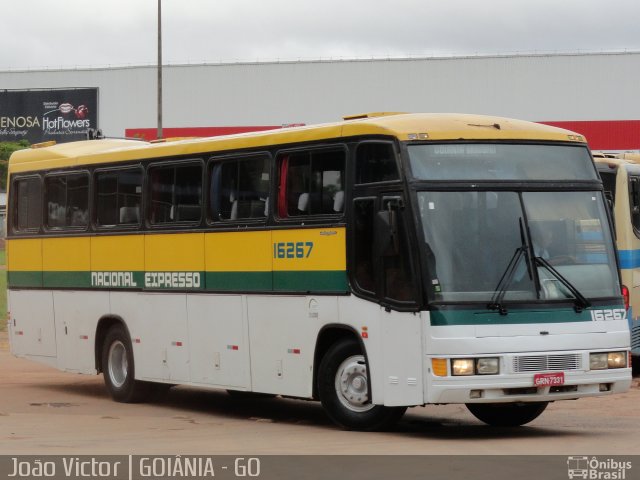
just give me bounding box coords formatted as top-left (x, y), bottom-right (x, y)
top-left (157, 0), bottom-right (163, 140)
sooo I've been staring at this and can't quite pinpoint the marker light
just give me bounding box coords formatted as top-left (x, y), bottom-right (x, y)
top-left (622, 285), bottom-right (630, 311)
top-left (431, 358), bottom-right (448, 377)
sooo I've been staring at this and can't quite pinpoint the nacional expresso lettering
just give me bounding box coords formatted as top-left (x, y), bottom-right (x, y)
top-left (90, 271), bottom-right (202, 289)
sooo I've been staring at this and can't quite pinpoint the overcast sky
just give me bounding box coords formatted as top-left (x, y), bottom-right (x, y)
top-left (2, 0), bottom-right (640, 70)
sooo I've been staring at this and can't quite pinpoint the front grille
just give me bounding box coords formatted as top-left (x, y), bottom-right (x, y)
top-left (631, 324), bottom-right (640, 351)
top-left (513, 354), bottom-right (581, 373)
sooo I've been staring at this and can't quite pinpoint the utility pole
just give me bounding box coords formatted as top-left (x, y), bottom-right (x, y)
top-left (157, 0), bottom-right (163, 140)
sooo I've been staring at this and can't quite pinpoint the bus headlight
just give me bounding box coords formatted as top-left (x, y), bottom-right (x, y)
top-left (590, 353), bottom-right (608, 370)
top-left (451, 359), bottom-right (475, 376)
top-left (476, 357), bottom-right (499, 375)
top-left (590, 351), bottom-right (627, 370)
top-left (451, 357), bottom-right (500, 375)
top-left (607, 352), bottom-right (627, 369)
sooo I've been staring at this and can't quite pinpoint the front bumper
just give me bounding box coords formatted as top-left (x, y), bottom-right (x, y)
top-left (425, 352), bottom-right (632, 404)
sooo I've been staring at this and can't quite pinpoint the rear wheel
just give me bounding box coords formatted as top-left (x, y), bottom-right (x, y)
top-left (102, 324), bottom-right (152, 403)
top-left (318, 338), bottom-right (406, 431)
top-left (466, 402), bottom-right (548, 426)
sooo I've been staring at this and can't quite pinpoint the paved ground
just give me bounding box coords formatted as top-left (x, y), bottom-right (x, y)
top-left (1, 331), bottom-right (639, 455)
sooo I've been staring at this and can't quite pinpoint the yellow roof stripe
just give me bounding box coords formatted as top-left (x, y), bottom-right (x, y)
top-left (9, 113), bottom-right (586, 174)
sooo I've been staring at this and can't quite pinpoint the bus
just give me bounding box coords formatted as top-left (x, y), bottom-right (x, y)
top-left (594, 153), bottom-right (640, 366)
top-left (7, 113), bottom-right (631, 430)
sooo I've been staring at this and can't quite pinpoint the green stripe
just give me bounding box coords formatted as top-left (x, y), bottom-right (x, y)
top-left (430, 306), bottom-right (624, 326)
top-left (274, 270), bottom-right (349, 292)
top-left (8, 271), bottom-right (43, 288)
top-left (9, 269), bottom-right (349, 293)
top-left (43, 271), bottom-right (91, 288)
top-left (205, 272), bottom-right (272, 291)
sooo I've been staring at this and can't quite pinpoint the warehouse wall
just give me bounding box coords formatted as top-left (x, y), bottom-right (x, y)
top-left (1, 52), bottom-right (639, 140)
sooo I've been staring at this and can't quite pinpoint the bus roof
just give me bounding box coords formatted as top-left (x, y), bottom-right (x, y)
top-left (8, 113), bottom-right (587, 173)
top-left (593, 151), bottom-right (640, 168)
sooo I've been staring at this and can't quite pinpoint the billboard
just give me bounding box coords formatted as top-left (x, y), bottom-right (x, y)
top-left (0, 88), bottom-right (98, 143)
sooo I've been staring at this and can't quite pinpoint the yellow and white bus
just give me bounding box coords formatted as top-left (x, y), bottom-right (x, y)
top-left (594, 153), bottom-right (640, 366)
top-left (7, 113), bottom-right (631, 430)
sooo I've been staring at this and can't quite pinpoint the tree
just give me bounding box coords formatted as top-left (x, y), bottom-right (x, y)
top-left (0, 140), bottom-right (30, 190)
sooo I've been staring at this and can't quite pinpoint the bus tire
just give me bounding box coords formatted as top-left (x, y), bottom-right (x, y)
top-left (318, 338), bottom-right (406, 431)
top-left (466, 401), bottom-right (548, 426)
top-left (102, 324), bottom-right (150, 403)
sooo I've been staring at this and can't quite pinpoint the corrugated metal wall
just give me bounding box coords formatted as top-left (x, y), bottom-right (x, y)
top-left (1, 52), bottom-right (639, 139)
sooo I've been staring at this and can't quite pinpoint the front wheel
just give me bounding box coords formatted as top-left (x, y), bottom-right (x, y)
top-left (102, 324), bottom-right (152, 403)
top-left (466, 402), bottom-right (548, 426)
top-left (318, 338), bottom-right (406, 431)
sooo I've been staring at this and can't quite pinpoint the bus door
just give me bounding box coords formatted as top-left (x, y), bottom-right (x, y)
top-left (351, 193), bottom-right (424, 406)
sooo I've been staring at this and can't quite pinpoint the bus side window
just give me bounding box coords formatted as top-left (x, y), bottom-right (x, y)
top-left (630, 176), bottom-right (640, 232)
top-left (13, 176), bottom-right (42, 233)
top-left (355, 142), bottom-right (399, 184)
top-left (95, 169), bottom-right (143, 227)
top-left (45, 173), bottom-right (89, 229)
top-left (599, 170), bottom-right (616, 208)
top-left (149, 163), bottom-right (202, 224)
top-left (215, 157), bottom-right (269, 221)
top-left (277, 148), bottom-right (345, 218)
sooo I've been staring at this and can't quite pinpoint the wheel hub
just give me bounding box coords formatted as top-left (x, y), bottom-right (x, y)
top-left (108, 340), bottom-right (128, 388)
top-left (335, 355), bottom-right (374, 412)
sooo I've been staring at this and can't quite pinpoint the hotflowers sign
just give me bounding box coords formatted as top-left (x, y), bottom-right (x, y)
top-left (0, 88), bottom-right (98, 143)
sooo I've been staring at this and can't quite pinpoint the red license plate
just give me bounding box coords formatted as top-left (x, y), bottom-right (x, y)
top-left (533, 372), bottom-right (565, 386)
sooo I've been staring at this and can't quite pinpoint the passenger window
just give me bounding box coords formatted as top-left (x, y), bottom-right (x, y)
top-left (13, 177), bottom-right (41, 232)
top-left (356, 142), bottom-right (399, 184)
top-left (214, 157), bottom-right (270, 221)
top-left (149, 163), bottom-right (202, 224)
top-left (45, 173), bottom-right (89, 228)
top-left (278, 148), bottom-right (345, 217)
top-left (96, 169), bottom-right (143, 227)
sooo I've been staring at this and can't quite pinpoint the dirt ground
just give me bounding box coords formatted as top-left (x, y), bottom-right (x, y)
top-left (1, 331), bottom-right (639, 456)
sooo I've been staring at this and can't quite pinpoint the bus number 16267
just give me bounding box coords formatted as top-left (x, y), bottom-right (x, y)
top-left (273, 241), bottom-right (314, 259)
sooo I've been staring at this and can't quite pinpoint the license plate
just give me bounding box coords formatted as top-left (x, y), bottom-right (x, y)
top-left (533, 372), bottom-right (565, 386)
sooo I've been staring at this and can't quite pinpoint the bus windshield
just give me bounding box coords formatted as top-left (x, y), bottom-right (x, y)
top-left (417, 190), bottom-right (620, 303)
top-left (409, 143), bottom-right (598, 181)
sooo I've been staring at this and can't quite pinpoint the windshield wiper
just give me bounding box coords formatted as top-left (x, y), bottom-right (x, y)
top-left (488, 218), bottom-right (532, 316)
top-left (534, 256), bottom-right (591, 312)
top-left (487, 245), bottom-right (527, 316)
